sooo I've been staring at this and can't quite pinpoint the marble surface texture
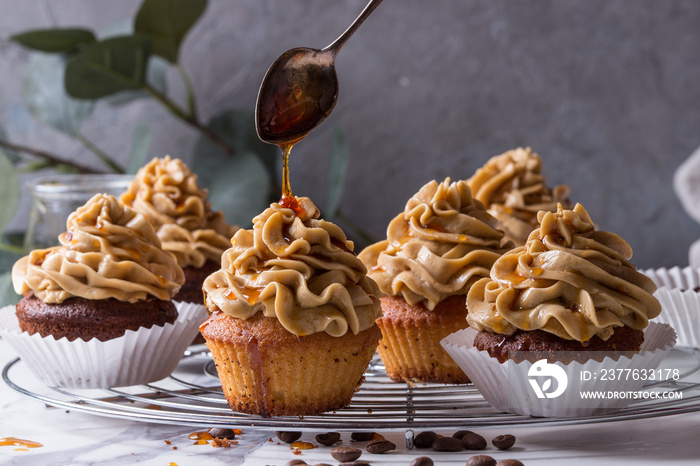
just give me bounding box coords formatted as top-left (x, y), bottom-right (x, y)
top-left (1, 337), bottom-right (700, 465)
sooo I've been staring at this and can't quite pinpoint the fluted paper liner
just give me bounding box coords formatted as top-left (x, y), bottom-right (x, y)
top-left (0, 301), bottom-right (208, 388)
top-left (641, 266), bottom-right (700, 348)
top-left (441, 322), bottom-right (676, 417)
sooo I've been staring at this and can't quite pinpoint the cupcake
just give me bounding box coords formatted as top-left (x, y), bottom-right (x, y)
top-left (358, 178), bottom-right (512, 384)
top-left (467, 147), bottom-right (571, 246)
top-left (442, 203), bottom-right (673, 417)
top-left (201, 196), bottom-right (382, 417)
top-left (4, 194), bottom-right (204, 388)
top-left (466, 203), bottom-right (661, 361)
top-left (120, 156), bottom-right (237, 304)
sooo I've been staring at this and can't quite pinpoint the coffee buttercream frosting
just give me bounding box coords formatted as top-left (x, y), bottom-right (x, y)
top-left (467, 147), bottom-right (571, 246)
top-left (202, 197), bottom-right (381, 337)
top-left (467, 203), bottom-right (661, 342)
top-left (358, 178), bottom-right (512, 310)
top-left (120, 156), bottom-right (237, 269)
top-left (13, 194), bottom-right (184, 303)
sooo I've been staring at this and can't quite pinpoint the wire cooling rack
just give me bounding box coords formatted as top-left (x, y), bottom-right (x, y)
top-left (4, 346), bottom-right (700, 438)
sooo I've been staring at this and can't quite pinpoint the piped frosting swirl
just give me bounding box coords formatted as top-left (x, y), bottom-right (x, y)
top-left (13, 194), bottom-right (184, 303)
top-left (202, 197), bottom-right (381, 337)
top-left (120, 156), bottom-right (237, 269)
top-left (358, 178), bottom-right (512, 310)
top-left (466, 203), bottom-right (661, 342)
top-left (467, 147), bottom-right (571, 246)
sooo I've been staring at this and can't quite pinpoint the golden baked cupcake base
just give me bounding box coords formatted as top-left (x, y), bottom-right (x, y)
top-left (201, 311), bottom-right (381, 417)
top-left (376, 294), bottom-right (470, 384)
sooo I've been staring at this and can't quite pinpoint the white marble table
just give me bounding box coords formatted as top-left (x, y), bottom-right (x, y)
top-left (1, 338), bottom-right (699, 466)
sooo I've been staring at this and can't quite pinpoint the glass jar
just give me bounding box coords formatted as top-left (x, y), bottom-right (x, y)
top-left (23, 174), bottom-right (133, 251)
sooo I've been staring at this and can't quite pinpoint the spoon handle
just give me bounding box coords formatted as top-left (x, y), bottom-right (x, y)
top-left (323, 0), bottom-right (385, 58)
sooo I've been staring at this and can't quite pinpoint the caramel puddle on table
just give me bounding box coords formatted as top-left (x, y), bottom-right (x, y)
top-left (189, 431), bottom-right (214, 445)
top-left (0, 437), bottom-right (43, 451)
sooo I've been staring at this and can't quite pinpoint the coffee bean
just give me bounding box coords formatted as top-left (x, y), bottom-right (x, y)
top-left (432, 436), bottom-right (462, 452)
top-left (276, 431), bottom-right (302, 443)
top-left (462, 432), bottom-right (487, 450)
top-left (495, 460), bottom-right (524, 466)
top-left (315, 432), bottom-right (341, 446)
top-left (467, 455), bottom-right (497, 466)
top-left (285, 460), bottom-right (307, 466)
top-left (410, 457), bottom-right (434, 466)
top-left (492, 434), bottom-right (516, 450)
top-left (366, 438), bottom-right (396, 454)
top-left (414, 431), bottom-right (439, 449)
top-left (331, 446), bottom-right (363, 462)
top-left (208, 428), bottom-right (236, 439)
top-left (351, 432), bottom-right (376, 441)
top-left (452, 430), bottom-right (474, 440)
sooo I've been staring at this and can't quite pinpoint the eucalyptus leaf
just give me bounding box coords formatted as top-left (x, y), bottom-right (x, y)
top-left (0, 125), bottom-right (20, 163)
top-left (0, 151), bottom-right (20, 233)
top-left (11, 28), bottom-right (96, 53)
top-left (199, 110), bottom-right (278, 182)
top-left (135, 0), bottom-right (208, 63)
top-left (325, 127), bottom-right (348, 220)
top-left (0, 272), bottom-right (19, 307)
top-left (24, 52), bottom-right (94, 137)
top-left (65, 35), bottom-right (152, 99)
top-left (100, 20), bottom-right (168, 106)
top-left (128, 125), bottom-right (151, 174)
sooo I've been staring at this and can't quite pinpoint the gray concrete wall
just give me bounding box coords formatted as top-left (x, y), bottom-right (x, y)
top-left (1, 0), bottom-right (699, 269)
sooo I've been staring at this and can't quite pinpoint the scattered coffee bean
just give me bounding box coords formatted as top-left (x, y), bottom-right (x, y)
top-left (495, 460), bottom-right (524, 466)
top-left (432, 436), bottom-right (462, 452)
top-left (315, 432), bottom-right (341, 446)
top-left (452, 430), bottom-right (474, 440)
top-left (351, 432), bottom-right (376, 441)
top-left (492, 434), bottom-right (516, 450)
top-left (414, 431), bottom-right (439, 449)
top-left (276, 431), bottom-right (302, 444)
top-left (467, 455), bottom-right (497, 466)
top-left (331, 446), bottom-right (363, 462)
top-left (285, 460), bottom-right (307, 466)
top-left (366, 438), bottom-right (396, 454)
top-left (410, 457), bottom-right (434, 466)
top-left (208, 428), bottom-right (236, 439)
top-left (462, 432), bottom-right (487, 450)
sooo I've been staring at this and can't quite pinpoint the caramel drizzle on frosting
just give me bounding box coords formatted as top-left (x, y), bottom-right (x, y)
top-left (12, 194), bottom-right (184, 303)
top-left (467, 147), bottom-right (571, 246)
top-left (358, 178), bottom-right (512, 310)
top-left (202, 197), bottom-right (381, 337)
top-left (120, 156), bottom-right (237, 269)
top-left (466, 203), bottom-right (661, 342)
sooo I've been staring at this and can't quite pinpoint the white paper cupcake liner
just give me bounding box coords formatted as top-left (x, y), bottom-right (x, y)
top-left (0, 301), bottom-right (208, 389)
top-left (441, 322), bottom-right (676, 418)
top-left (640, 266), bottom-right (700, 348)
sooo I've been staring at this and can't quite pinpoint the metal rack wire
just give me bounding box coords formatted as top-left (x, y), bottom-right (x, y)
top-left (4, 347), bottom-right (700, 435)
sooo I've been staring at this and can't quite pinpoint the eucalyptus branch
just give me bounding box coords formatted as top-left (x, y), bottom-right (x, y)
top-left (0, 242), bottom-right (24, 255)
top-left (143, 83), bottom-right (234, 155)
top-left (177, 63), bottom-right (198, 121)
top-left (76, 132), bottom-right (124, 173)
top-left (0, 138), bottom-right (102, 174)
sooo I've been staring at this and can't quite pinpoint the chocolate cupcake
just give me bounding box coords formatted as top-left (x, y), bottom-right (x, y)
top-left (201, 196), bottom-right (382, 416)
top-left (4, 194), bottom-right (204, 388)
top-left (359, 178), bottom-right (512, 383)
top-left (467, 203), bottom-right (661, 360)
top-left (120, 156), bottom-right (237, 304)
top-left (467, 147), bottom-right (571, 246)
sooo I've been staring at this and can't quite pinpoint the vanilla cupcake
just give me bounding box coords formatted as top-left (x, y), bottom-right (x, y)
top-left (120, 156), bottom-right (237, 304)
top-left (201, 196), bottom-right (381, 417)
top-left (3, 194), bottom-right (204, 388)
top-left (467, 147), bottom-right (571, 246)
top-left (359, 178), bottom-right (512, 383)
